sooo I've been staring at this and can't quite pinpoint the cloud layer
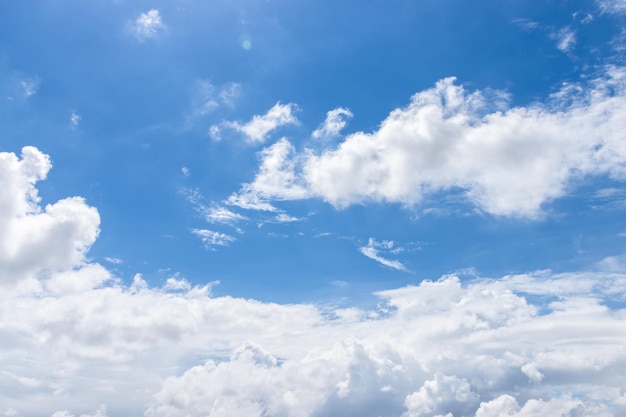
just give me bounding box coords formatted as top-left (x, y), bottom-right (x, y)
top-left (1, 145), bottom-right (626, 416)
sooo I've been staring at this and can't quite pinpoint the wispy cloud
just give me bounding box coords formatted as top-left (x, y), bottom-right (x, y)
top-left (184, 189), bottom-right (247, 225)
top-left (359, 238), bottom-right (409, 272)
top-left (552, 26), bottom-right (577, 53)
top-left (20, 78), bottom-right (39, 97)
top-left (131, 9), bottom-right (165, 41)
top-left (191, 229), bottom-right (236, 250)
top-left (104, 257), bottom-right (123, 265)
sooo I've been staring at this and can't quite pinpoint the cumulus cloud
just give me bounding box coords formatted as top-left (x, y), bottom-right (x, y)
top-left (2, 146), bottom-right (626, 417)
top-left (0, 146), bottom-right (100, 286)
top-left (312, 107), bottom-right (353, 139)
top-left (131, 9), bottom-right (165, 41)
top-left (359, 238), bottom-right (409, 272)
top-left (215, 102), bottom-right (298, 144)
top-left (230, 68), bottom-right (626, 218)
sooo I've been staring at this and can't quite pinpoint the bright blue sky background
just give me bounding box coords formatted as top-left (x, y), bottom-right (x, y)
top-left (2, 0), bottom-right (626, 306)
top-left (3, 2), bottom-right (626, 416)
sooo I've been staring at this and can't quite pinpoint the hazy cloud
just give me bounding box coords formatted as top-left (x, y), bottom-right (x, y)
top-left (131, 9), bottom-right (165, 41)
top-left (191, 229), bottom-right (236, 250)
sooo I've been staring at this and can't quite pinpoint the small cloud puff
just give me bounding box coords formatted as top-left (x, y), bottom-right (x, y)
top-left (214, 102), bottom-right (299, 144)
top-left (131, 9), bottom-right (165, 41)
top-left (70, 111), bottom-right (81, 127)
top-left (312, 107), bottom-right (353, 139)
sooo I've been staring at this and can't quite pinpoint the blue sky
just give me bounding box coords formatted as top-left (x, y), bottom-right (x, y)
top-left (2, 1), bottom-right (626, 416)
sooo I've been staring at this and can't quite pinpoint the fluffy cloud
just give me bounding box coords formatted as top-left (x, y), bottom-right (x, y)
top-left (231, 68), bottom-right (626, 218)
top-left (2, 147), bottom-right (626, 417)
top-left (0, 147), bottom-right (100, 286)
top-left (312, 107), bottom-right (353, 139)
top-left (214, 102), bottom-right (298, 144)
top-left (131, 9), bottom-right (165, 41)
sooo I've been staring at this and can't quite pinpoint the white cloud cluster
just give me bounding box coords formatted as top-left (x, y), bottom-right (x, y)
top-left (231, 68), bottom-right (626, 218)
top-left (131, 9), bottom-right (165, 41)
top-left (312, 107), bottom-right (353, 139)
top-left (2, 146), bottom-right (626, 417)
top-left (212, 102), bottom-right (298, 143)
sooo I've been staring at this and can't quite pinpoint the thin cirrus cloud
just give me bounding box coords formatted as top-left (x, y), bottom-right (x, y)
top-left (229, 68), bottom-right (626, 219)
top-left (359, 238), bottom-right (409, 272)
top-left (184, 188), bottom-right (247, 225)
top-left (552, 27), bottom-right (577, 53)
top-left (211, 102), bottom-right (299, 143)
top-left (191, 228), bottom-right (236, 250)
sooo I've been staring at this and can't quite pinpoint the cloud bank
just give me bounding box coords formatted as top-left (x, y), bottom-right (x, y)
top-left (2, 146), bottom-right (626, 416)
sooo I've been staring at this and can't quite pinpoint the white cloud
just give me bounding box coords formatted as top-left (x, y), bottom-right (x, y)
top-left (70, 112), bottom-right (81, 127)
top-left (181, 166), bottom-right (190, 177)
top-left (131, 9), bottom-right (165, 41)
top-left (184, 189), bottom-right (247, 225)
top-left (228, 138), bottom-right (310, 209)
top-left (273, 213), bottom-right (303, 223)
top-left (598, 0), bottom-right (626, 14)
top-left (312, 107), bottom-right (353, 139)
top-left (103, 257), bottom-right (123, 265)
top-left (552, 27), bottom-right (576, 53)
top-left (2, 146), bottom-right (626, 417)
top-left (219, 102), bottom-right (298, 144)
top-left (191, 229), bottom-right (236, 250)
top-left (232, 68), bottom-right (626, 219)
top-left (0, 146), bottom-right (100, 286)
top-left (359, 238), bottom-right (409, 272)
